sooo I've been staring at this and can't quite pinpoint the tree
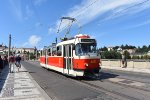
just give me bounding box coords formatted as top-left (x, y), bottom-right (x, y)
top-left (123, 50), bottom-right (131, 59)
top-left (132, 55), bottom-right (140, 59)
top-left (113, 46), bottom-right (119, 50)
top-left (142, 45), bottom-right (148, 52)
top-left (143, 55), bottom-right (150, 59)
top-left (148, 45), bottom-right (150, 49)
top-left (29, 53), bottom-right (36, 60)
top-left (101, 51), bottom-right (121, 59)
top-left (121, 44), bottom-right (124, 49)
top-left (100, 46), bottom-right (108, 51)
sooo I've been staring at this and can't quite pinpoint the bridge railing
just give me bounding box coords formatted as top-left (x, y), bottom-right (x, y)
top-left (101, 59), bottom-right (150, 69)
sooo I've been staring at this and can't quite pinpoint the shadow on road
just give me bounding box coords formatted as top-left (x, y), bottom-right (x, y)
top-left (99, 72), bottom-right (119, 80)
top-left (0, 65), bottom-right (9, 93)
top-left (41, 66), bottom-right (119, 81)
top-left (74, 72), bottom-right (119, 81)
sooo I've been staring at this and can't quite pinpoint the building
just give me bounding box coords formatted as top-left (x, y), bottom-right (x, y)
top-left (124, 49), bottom-right (136, 55)
top-left (107, 46), bottom-right (113, 51)
top-left (148, 51), bottom-right (150, 55)
top-left (14, 48), bottom-right (35, 54)
top-left (0, 44), bottom-right (8, 55)
top-left (4, 47), bottom-right (35, 54)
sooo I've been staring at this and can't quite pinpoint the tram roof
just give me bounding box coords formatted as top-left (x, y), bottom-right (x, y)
top-left (57, 38), bottom-right (96, 46)
top-left (57, 38), bottom-right (76, 46)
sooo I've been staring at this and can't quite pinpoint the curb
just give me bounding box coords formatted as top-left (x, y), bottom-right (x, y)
top-left (22, 65), bottom-right (52, 100)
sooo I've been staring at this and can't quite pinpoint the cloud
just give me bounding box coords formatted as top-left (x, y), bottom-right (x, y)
top-left (56, 0), bottom-right (150, 31)
top-left (34, 0), bottom-right (47, 6)
top-left (23, 35), bottom-right (41, 47)
top-left (9, 0), bottom-right (23, 21)
top-left (29, 35), bottom-right (41, 46)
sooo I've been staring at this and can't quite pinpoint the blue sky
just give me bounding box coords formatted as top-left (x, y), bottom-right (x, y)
top-left (0, 0), bottom-right (150, 49)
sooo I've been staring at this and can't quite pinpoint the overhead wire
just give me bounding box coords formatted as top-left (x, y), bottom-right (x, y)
top-left (109, 0), bottom-right (150, 20)
top-left (61, 0), bottom-right (150, 33)
top-left (57, 0), bottom-right (100, 33)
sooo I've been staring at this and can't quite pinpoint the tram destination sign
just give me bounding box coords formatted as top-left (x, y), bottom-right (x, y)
top-left (81, 39), bottom-right (96, 43)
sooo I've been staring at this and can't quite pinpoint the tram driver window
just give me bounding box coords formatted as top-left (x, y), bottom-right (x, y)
top-left (75, 44), bottom-right (81, 56)
top-left (57, 46), bottom-right (62, 56)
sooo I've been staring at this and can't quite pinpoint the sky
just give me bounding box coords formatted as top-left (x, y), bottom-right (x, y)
top-left (0, 0), bottom-right (150, 49)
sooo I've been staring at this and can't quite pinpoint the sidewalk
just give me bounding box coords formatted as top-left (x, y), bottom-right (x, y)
top-left (0, 65), bottom-right (52, 100)
top-left (101, 65), bottom-right (150, 74)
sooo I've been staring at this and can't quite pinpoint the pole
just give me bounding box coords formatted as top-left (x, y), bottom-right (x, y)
top-left (36, 50), bottom-right (37, 60)
top-left (8, 34), bottom-right (11, 61)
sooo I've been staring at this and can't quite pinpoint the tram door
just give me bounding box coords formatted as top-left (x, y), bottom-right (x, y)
top-left (63, 45), bottom-right (73, 74)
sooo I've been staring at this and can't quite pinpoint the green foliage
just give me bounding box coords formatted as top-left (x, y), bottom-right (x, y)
top-left (113, 46), bottom-right (119, 50)
top-left (143, 55), bottom-right (150, 59)
top-left (99, 46), bottom-right (108, 51)
top-left (132, 55), bottom-right (140, 59)
top-left (123, 50), bottom-right (131, 59)
top-left (101, 51), bottom-right (122, 59)
top-left (29, 53), bottom-right (36, 60)
top-left (136, 45), bottom-right (150, 53)
top-left (121, 44), bottom-right (136, 49)
top-left (99, 44), bottom-right (150, 59)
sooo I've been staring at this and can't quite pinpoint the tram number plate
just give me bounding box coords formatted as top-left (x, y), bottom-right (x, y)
top-left (91, 60), bottom-right (96, 63)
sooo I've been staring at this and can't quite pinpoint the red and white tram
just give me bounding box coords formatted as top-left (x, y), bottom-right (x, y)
top-left (39, 34), bottom-right (101, 77)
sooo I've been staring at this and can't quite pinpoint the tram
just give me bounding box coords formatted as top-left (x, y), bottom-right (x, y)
top-left (39, 17), bottom-right (101, 77)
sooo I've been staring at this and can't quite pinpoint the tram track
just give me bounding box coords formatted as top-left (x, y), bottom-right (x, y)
top-left (104, 77), bottom-right (150, 93)
top-left (39, 67), bottom-right (139, 100)
top-left (98, 72), bottom-right (150, 92)
top-left (69, 77), bottom-right (140, 100)
top-left (25, 61), bottom-right (150, 100)
top-left (41, 69), bottom-right (150, 100)
top-left (80, 80), bottom-right (139, 100)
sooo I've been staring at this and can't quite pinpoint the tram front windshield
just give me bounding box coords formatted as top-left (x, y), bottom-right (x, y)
top-left (75, 43), bottom-right (97, 56)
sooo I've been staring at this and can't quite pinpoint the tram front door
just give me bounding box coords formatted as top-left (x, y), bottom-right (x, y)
top-left (63, 45), bottom-right (73, 75)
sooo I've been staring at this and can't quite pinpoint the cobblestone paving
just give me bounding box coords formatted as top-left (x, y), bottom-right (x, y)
top-left (0, 65), bottom-right (51, 100)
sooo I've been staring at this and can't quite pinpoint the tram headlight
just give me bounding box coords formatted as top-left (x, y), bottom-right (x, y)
top-left (99, 63), bottom-right (101, 66)
top-left (85, 63), bottom-right (89, 67)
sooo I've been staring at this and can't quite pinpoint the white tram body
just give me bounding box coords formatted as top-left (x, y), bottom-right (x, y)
top-left (40, 34), bottom-right (101, 77)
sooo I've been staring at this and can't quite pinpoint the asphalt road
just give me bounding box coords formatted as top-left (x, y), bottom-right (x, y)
top-left (101, 68), bottom-right (150, 83)
top-left (22, 61), bottom-right (150, 100)
top-left (21, 61), bottom-right (106, 100)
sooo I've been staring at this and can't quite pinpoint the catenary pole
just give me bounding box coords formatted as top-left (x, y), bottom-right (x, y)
top-left (8, 34), bottom-right (11, 61)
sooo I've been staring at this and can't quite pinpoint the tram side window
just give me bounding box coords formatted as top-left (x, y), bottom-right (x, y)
top-left (40, 50), bottom-right (42, 56)
top-left (48, 48), bottom-right (51, 56)
top-left (57, 46), bottom-right (62, 56)
top-left (43, 50), bottom-right (46, 56)
top-left (52, 47), bottom-right (56, 56)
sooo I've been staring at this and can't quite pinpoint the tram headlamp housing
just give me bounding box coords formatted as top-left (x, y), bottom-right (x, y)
top-left (99, 63), bottom-right (101, 66)
top-left (85, 63), bottom-right (89, 67)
